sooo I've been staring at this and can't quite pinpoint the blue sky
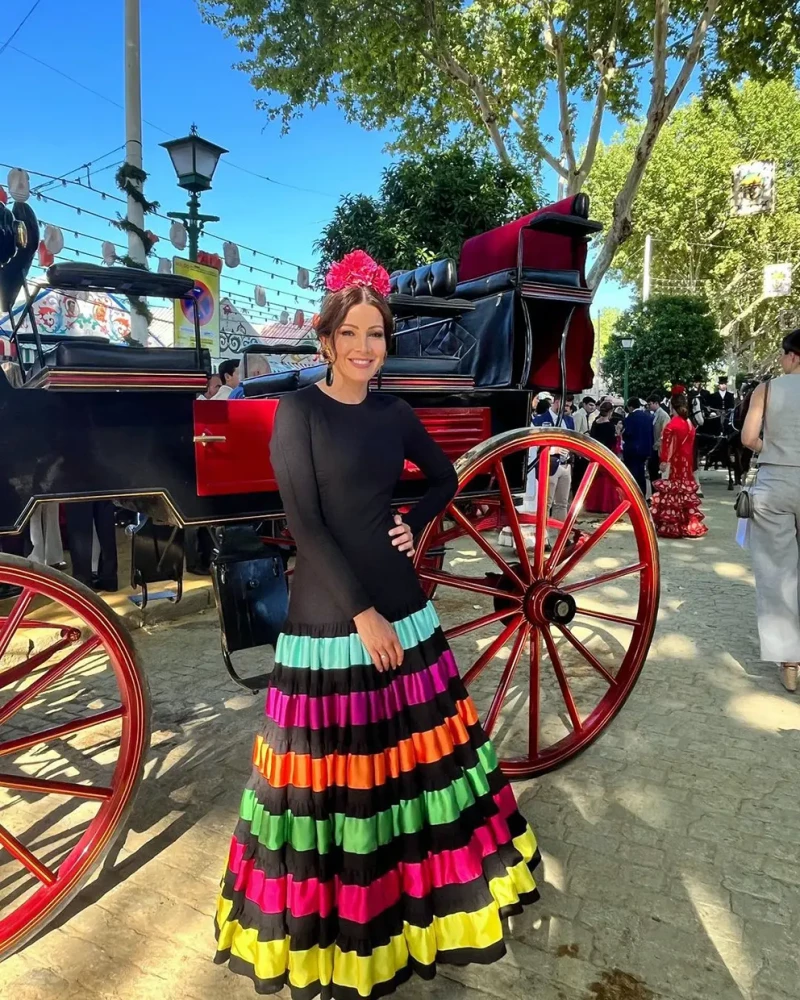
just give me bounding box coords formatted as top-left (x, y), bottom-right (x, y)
top-left (4, 0), bottom-right (636, 320)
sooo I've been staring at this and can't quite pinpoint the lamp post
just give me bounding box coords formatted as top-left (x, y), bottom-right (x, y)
top-left (621, 336), bottom-right (634, 402)
top-left (161, 126), bottom-right (228, 262)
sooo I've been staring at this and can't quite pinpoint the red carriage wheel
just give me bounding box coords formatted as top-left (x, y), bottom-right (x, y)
top-left (0, 555), bottom-right (149, 960)
top-left (414, 427), bottom-right (659, 778)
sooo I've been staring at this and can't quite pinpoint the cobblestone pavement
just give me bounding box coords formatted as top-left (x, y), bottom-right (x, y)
top-left (2, 475), bottom-right (800, 1000)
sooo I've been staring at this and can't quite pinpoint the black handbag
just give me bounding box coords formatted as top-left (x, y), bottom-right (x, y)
top-left (734, 381), bottom-right (770, 520)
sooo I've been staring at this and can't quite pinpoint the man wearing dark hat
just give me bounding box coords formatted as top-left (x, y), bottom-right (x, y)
top-left (709, 376), bottom-right (735, 414)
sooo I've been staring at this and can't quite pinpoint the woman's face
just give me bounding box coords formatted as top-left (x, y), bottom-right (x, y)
top-left (325, 302), bottom-right (387, 385)
top-left (206, 374), bottom-right (222, 398)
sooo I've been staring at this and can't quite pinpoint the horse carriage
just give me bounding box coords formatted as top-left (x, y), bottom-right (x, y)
top-left (0, 193), bottom-right (659, 960)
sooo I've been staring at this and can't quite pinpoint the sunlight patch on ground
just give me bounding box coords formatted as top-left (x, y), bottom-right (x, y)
top-left (713, 561), bottom-right (751, 581)
top-left (540, 848), bottom-right (566, 893)
top-left (613, 782), bottom-right (671, 829)
top-left (551, 776), bottom-right (607, 823)
top-left (652, 632), bottom-right (698, 659)
top-left (682, 872), bottom-right (754, 997)
top-left (726, 691), bottom-right (800, 734)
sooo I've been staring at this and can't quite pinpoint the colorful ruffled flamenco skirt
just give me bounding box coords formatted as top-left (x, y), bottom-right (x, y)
top-left (213, 601), bottom-right (540, 999)
top-left (650, 476), bottom-right (708, 539)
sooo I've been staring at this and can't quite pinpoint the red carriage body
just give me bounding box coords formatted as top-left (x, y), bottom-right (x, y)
top-left (0, 195), bottom-right (658, 960)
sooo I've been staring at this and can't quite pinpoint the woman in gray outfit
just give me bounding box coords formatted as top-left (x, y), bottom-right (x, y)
top-left (743, 329), bottom-right (800, 691)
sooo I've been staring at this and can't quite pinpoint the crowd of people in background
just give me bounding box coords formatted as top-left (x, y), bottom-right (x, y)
top-left (526, 377), bottom-right (736, 542)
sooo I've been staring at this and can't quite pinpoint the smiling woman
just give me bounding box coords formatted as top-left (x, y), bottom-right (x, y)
top-left (212, 251), bottom-right (541, 1000)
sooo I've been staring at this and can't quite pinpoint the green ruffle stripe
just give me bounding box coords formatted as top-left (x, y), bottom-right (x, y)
top-left (275, 603), bottom-right (440, 670)
top-left (241, 742), bottom-right (499, 856)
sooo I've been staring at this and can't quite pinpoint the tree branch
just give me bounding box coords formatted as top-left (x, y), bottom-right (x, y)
top-left (547, 18), bottom-right (578, 179)
top-left (422, 0), bottom-right (512, 166)
top-left (511, 109), bottom-right (566, 176)
top-left (663, 0), bottom-right (720, 118)
top-left (587, 0), bottom-right (722, 288)
top-left (720, 292), bottom-right (768, 339)
top-left (652, 0), bottom-right (669, 111)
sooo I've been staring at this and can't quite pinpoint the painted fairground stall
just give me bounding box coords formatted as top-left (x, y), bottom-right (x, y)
top-left (0, 194), bottom-right (659, 960)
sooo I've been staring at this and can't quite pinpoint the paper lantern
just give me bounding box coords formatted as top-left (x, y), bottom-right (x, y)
top-left (254, 285), bottom-right (266, 307)
top-left (157, 257), bottom-right (172, 274)
top-left (223, 241), bottom-right (241, 268)
top-left (8, 169), bottom-right (30, 203)
top-left (294, 309), bottom-right (305, 327)
top-left (102, 241), bottom-right (116, 265)
top-left (297, 266), bottom-right (310, 289)
top-left (169, 220), bottom-right (187, 250)
top-left (280, 310), bottom-right (289, 325)
top-left (146, 230), bottom-right (159, 247)
top-left (0, 187), bottom-right (6, 206)
top-left (38, 240), bottom-right (54, 268)
top-left (197, 250), bottom-right (223, 272)
top-left (43, 224), bottom-right (64, 255)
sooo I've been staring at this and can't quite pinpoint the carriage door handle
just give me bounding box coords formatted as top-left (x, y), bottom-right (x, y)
top-left (193, 433), bottom-right (227, 446)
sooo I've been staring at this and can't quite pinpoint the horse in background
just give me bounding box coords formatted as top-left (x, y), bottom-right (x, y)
top-left (697, 377), bottom-right (762, 490)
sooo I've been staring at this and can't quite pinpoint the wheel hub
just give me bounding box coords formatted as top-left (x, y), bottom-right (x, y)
top-left (524, 582), bottom-right (576, 626)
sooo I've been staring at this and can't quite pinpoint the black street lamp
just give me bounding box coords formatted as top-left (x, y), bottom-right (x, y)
top-left (621, 336), bottom-right (635, 402)
top-left (161, 125), bottom-right (228, 262)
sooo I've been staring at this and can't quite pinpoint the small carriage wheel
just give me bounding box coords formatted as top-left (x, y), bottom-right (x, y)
top-left (414, 427), bottom-right (660, 778)
top-left (0, 555), bottom-right (149, 960)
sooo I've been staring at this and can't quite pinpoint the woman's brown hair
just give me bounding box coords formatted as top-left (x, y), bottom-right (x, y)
top-left (316, 285), bottom-right (394, 359)
top-left (672, 392), bottom-right (690, 419)
top-left (598, 400), bottom-right (614, 417)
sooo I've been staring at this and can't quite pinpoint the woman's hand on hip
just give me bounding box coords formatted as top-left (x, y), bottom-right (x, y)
top-left (354, 607), bottom-right (404, 672)
top-left (389, 514), bottom-right (415, 558)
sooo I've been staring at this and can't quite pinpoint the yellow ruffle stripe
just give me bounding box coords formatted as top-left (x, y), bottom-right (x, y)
top-left (215, 828), bottom-right (538, 998)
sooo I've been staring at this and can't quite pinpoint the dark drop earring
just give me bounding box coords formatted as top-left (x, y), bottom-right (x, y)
top-left (376, 365), bottom-right (383, 390)
top-left (325, 363), bottom-right (334, 386)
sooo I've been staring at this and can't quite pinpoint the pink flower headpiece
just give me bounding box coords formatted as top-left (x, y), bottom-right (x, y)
top-left (325, 249), bottom-right (391, 297)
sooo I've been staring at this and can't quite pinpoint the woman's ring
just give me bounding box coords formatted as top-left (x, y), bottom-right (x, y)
top-left (380, 653), bottom-right (388, 660)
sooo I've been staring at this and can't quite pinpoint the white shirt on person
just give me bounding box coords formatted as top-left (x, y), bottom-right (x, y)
top-left (214, 385), bottom-right (234, 400)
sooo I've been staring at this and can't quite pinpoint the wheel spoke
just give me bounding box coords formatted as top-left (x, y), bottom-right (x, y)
top-left (483, 624), bottom-right (530, 736)
top-left (418, 568), bottom-right (522, 601)
top-left (563, 562), bottom-right (646, 594)
top-left (0, 588), bottom-right (35, 662)
top-left (528, 626), bottom-right (541, 759)
top-left (0, 634), bottom-right (76, 691)
top-left (447, 503), bottom-right (526, 591)
top-left (493, 459), bottom-right (531, 583)
top-left (446, 608), bottom-right (523, 642)
top-left (0, 823), bottom-right (57, 885)
top-left (575, 606), bottom-right (641, 627)
top-left (545, 462), bottom-right (599, 572)
top-left (541, 626), bottom-right (582, 732)
top-left (0, 772), bottom-right (112, 800)
top-left (0, 706), bottom-right (125, 758)
top-left (0, 636), bottom-right (101, 727)
top-left (552, 500), bottom-right (631, 585)
top-left (462, 614), bottom-right (524, 686)
top-left (556, 625), bottom-right (617, 685)
top-left (532, 447), bottom-right (551, 579)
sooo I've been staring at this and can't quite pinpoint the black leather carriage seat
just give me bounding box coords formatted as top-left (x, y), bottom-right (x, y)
top-left (456, 267), bottom-right (582, 299)
top-left (389, 259), bottom-right (457, 298)
top-left (23, 337), bottom-right (211, 391)
top-left (382, 356), bottom-right (460, 376)
top-left (243, 363), bottom-right (326, 398)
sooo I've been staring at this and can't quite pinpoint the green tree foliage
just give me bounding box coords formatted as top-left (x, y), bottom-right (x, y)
top-left (592, 306), bottom-right (622, 371)
top-left (200, 0), bottom-right (799, 286)
top-left (314, 148), bottom-right (537, 277)
top-left (587, 80), bottom-right (800, 369)
top-left (601, 296), bottom-right (723, 398)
